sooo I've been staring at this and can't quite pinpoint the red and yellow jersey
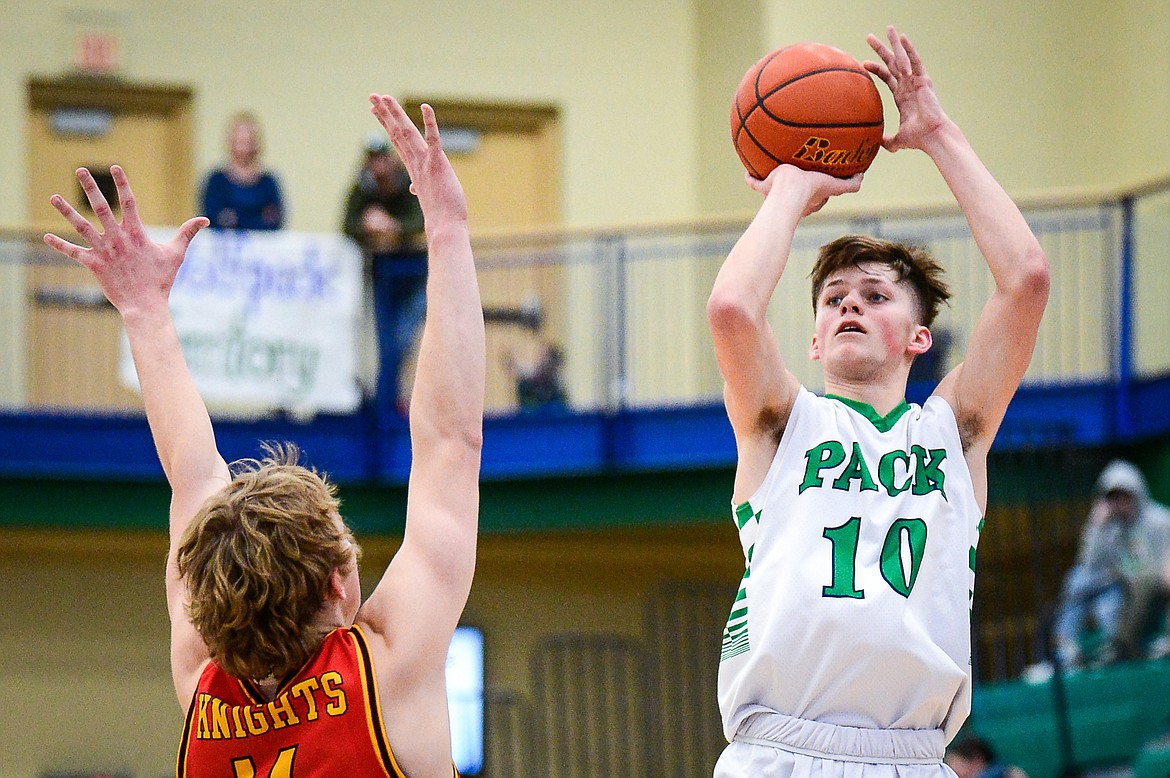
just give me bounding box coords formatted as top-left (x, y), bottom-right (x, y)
top-left (178, 625), bottom-right (410, 778)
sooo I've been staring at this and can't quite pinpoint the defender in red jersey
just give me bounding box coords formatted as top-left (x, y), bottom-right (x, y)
top-left (178, 627), bottom-right (403, 777)
top-left (44, 96), bottom-right (483, 778)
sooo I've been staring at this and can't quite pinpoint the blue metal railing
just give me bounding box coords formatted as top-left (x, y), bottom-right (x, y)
top-left (1, 176), bottom-right (1169, 481)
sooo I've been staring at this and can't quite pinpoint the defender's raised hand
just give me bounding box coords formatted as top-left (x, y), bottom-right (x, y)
top-left (43, 165), bottom-right (208, 314)
top-left (864, 26), bottom-right (950, 153)
top-left (368, 95), bottom-right (468, 230)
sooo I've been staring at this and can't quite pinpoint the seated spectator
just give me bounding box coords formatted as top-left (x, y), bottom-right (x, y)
top-left (1154, 555), bottom-right (1170, 660)
top-left (503, 340), bottom-right (568, 414)
top-left (1054, 459), bottom-right (1170, 668)
top-left (945, 736), bottom-right (1028, 778)
top-left (200, 112), bottom-right (284, 230)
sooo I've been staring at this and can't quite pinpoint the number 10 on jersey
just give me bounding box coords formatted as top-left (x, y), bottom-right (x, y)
top-left (822, 516), bottom-right (927, 599)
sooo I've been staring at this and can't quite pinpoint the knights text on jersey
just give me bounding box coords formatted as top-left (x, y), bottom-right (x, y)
top-left (717, 388), bottom-right (982, 743)
top-left (177, 625), bottom-right (406, 778)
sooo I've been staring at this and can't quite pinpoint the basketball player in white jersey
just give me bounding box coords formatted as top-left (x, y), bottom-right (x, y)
top-left (707, 26), bottom-right (1050, 777)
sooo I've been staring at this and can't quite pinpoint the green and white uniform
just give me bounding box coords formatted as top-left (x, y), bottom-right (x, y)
top-left (716, 387), bottom-right (981, 776)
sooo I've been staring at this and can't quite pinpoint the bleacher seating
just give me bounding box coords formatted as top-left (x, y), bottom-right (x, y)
top-left (970, 660), bottom-right (1170, 777)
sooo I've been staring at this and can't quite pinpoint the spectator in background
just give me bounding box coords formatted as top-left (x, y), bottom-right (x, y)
top-left (1054, 459), bottom-right (1170, 668)
top-left (503, 340), bottom-right (568, 413)
top-left (1154, 553), bottom-right (1170, 659)
top-left (945, 736), bottom-right (1028, 778)
top-left (343, 132), bottom-right (426, 415)
top-left (1117, 480), bottom-right (1170, 662)
top-left (200, 112), bottom-right (284, 230)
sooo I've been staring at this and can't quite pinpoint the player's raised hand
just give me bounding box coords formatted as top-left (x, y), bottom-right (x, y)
top-left (864, 25), bottom-right (950, 153)
top-left (747, 164), bottom-right (862, 217)
top-left (368, 95), bottom-right (468, 231)
top-left (43, 165), bottom-right (208, 315)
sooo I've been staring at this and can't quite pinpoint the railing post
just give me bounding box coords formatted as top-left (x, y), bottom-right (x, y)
top-left (1116, 195), bottom-right (1136, 440)
top-left (600, 233), bottom-right (628, 414)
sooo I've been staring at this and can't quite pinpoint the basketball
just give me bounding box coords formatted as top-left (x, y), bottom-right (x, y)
top-left (731, 43), bottom-right (884, 180)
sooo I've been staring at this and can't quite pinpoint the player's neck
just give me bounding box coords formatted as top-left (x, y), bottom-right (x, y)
top-left (822, 376), bottom-right (909, 417)
top-left (253, 675), bottom-right (281, 702)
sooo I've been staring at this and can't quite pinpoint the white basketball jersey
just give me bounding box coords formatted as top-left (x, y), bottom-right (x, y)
top-left (718, 387), bottom-right (981, 744)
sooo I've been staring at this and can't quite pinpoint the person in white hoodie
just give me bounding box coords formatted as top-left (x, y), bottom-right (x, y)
top-left (1054, 459), bottom-right (1170, 668)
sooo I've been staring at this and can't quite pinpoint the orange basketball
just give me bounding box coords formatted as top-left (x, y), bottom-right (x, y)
top-left (731, 43), bottom-right (884, 180)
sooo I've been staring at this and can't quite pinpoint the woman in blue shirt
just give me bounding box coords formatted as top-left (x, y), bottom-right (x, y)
top-left (200, 112), bottom-right (284, 230)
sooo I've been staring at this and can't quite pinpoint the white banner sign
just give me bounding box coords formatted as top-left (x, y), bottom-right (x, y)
top-left (120, 229), bottom-right (364, 414)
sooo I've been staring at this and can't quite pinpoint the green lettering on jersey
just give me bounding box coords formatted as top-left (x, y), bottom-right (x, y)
top-left (878, 449), bottom-right (912, 496)
top-left (911, 446), bottom-right (947, 498)
top-left (800, 441), bottom-right (846, 493)
top-left (879, 518), bottom-right (928, 597)
top-left (831, 442), bottom-right (878, 492)
top-left (822, 517), bottom-right (865, 598)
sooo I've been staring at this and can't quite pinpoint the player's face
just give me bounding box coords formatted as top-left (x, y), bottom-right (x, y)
top-left (810, 262), bottom-right (931, 381)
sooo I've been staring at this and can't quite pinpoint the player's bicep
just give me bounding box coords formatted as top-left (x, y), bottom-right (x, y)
top-left (709, 304), bottom-right (798, 436)
top-left (170, 608), bottom-right (210, 709)
top-left (164, 477), bottom-right (227, 707)
top-left (167, 550), bottom-right (211, 708)
top-left (358, 442), bottom-right (479, 669)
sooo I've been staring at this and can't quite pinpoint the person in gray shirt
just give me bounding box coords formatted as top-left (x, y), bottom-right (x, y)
top-left (1054, 459), bottom-right (1170, 668)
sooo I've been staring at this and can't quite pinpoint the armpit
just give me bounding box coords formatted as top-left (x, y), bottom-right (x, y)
top-left (757, 404), bottom-right (790, 445)
top-left (957, 411), bottom-right (984, 453)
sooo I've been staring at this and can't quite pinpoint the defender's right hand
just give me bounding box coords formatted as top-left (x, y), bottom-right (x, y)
top-left (43, 165), bottom-right (207, 316)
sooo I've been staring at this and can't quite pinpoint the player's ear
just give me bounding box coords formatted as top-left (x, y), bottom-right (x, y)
top-left (809, 334), bottom-right (822, 361)
top-left (908, 325), bottom-right (932, 356)
top-left (327, 569), bottom-right (347, 601)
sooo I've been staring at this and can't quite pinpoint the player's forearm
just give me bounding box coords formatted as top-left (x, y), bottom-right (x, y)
top-left (409, 223), bottom-right (485, 449)
top-left (709, 189), bottom-right (804, 321)
top-left (121, 307), bottom-right (221, 488)
top-left (925, 121), bottom-right (1049, 292)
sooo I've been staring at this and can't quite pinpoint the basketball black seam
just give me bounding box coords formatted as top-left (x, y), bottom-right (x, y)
top-left (745, 60), bottom-right (881, 129)
top-left (761, 116), bottom-right (883, 129)
top-left (758, 65), bottom-right (873, 99)
top-left (739, 63), bottom-right (785, 174)
top-left (735, 94), bottom-right (777, 177)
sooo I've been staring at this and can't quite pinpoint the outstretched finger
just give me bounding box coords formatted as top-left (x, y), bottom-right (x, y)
top-left (886, 25), bottom-right (912, 75)
top-left (901, 34), bottom-right (926, 76)
top-left (866, 32), bottom-right (896, 71)
top-left (49, 193), bottom-right (103, 249)
top-left (170, 217), bottom-right (210, 254)
top-left (420, 103), bottom-right (443, 150)
top-left (43, 232), bottom-right (89, 264)
top-left (110, 166), bottom-right (142, 233)
top-left (77, 168), bottom-right (119, 232)
top-left (370, 94), bottom-right (423, 167)
top-left (863, 59), bottom-right (894, 90)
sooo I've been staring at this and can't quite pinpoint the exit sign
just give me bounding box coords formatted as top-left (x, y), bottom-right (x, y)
top-left (74, 31), bottom-right (119, 74)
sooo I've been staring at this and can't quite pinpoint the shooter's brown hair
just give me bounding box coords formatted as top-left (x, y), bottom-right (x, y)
top-left (810, 235), bottom-right (951, 327)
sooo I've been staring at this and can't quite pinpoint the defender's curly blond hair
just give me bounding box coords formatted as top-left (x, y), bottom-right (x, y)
top-left (175, 442), bottom-right (359, 681)
top-left (810, 235), bottom-right (952, 327)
